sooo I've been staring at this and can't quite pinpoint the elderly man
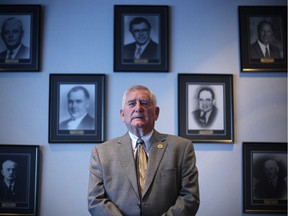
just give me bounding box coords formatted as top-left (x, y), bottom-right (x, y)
top-left (0, 17), bottom-right (30, 60)
top-left (0, 159), bottom-right (26, 202)
top-left (88, 85), bottom-right (200, 216)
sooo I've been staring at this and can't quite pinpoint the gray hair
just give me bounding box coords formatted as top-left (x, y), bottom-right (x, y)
top-left (121, 85), bottom-right (157, 109)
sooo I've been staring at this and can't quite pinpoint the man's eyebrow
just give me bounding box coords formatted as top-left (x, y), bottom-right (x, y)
top-left (127, 99), bottom-right (136, 103)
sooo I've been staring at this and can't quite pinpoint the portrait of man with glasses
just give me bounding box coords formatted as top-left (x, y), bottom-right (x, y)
top-left (123, 16), bottom-right (159, 63)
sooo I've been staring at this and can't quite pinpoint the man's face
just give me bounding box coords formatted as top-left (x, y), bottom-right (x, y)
top-left (258, 24), bottom-right (273, 46)
top-left (120, 89), bottom-right (159, 133)
top-left (263, 161), bottom-right (278, 180)
top-left (68, 90), bottom-right (90, 119)
top-left (131, 22), bottom-right (150, 45)
top-left (198, 90), bottom-right (214, 113)
top-left (1, 20), bottom-right (23, 49)
top-left (1, 161), bottom-right (17, 181)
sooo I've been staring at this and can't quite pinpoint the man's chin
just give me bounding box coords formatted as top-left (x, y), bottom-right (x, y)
top-left (131, 119), bottom-right (145, 127)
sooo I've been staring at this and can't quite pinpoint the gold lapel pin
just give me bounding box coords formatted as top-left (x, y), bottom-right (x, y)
top-left (157, 144), bottom-right (164, 149)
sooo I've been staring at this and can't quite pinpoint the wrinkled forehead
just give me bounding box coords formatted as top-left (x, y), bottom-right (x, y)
top-left (126, 89), bottom-right (151, 101)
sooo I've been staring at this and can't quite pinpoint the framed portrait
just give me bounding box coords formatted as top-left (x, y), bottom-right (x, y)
top-left (49, 74), bottom-right (105, 143)
top-left (0, 145), bottom-right (39, 216)
top-left (243, 142), bottom-right (287, 213)
top-left (114, 5), bottom-right (169, 72)
top-left (0, 5), bottom-right (41, 72)
top-left (178, 74), bottom-right (234, 143)
top-left (239, 6), bottom-right (287, 72)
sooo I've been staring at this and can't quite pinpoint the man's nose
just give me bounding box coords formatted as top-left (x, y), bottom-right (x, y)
top-left (135, 102), bottom-right (144, 111)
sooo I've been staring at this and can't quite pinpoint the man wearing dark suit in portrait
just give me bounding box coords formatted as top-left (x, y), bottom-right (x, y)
top-left (0, 159), bottom-right (26, 203)
top-left (123, 17), bottom-right (159, 61)
top-left (88, 85), bottom-right (199, 216)
top-left (250, 20), bottom-right (281, 59)
top-left (254, 159), bottom-right (287, 200)
top-left (193, 87), bottom-right (218, 128)
top-left (59, 86), bottom-right (95, 130)
top-left (0, 17), bottom-right (30, 60)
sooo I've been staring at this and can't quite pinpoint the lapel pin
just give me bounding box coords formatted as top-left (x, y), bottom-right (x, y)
top-left (157, 144), bottom-right (164, 149)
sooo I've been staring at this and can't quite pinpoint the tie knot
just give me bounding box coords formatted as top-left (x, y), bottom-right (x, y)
top-left (136, 138), bottom-right (144, 146)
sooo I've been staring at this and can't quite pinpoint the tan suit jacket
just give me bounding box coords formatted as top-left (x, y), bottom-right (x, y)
top-left (88, 130), bottom-right (199, 216)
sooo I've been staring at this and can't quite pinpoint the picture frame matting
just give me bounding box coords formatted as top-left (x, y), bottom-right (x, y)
top-left (178, 74), bottom-right (234, 143)
top-left (49, 74), bottom-right (105, 143)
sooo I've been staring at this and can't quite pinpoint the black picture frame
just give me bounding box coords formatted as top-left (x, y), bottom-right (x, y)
top-left (243, 142), bottom-right (287, 214)
top-left (0, 145), bottom-right (39, 216)
top-left (114, 5), bottom-right (169, 72)
top-left (0, 5), bottom-right (41, 72)
top-left (178, 74), bottom-right (234, 143)
top-left (49, 74), bottom-right (105, 143)
top-left (238, 6), bottom-right (287, 72)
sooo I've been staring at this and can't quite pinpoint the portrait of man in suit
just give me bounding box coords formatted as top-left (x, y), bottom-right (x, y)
top-left (253, 156), bottom-right (287, 200)
top-left (123, 16), bottom-right (159, 63)
top-left (192, 87), bottom-right (218, 128)
top-left (0, 159), bottom-right (26, 203)
top-left (0, 17), bottom-right (30, 60)
top-left (250, 19), bottom-right (282, 59)
top-left (59, 85), bottom-right (95, 131)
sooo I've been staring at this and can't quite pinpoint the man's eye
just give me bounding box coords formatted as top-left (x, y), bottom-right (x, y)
top-left (141, 101), bottom-right (149, 106)
top-left (128, 102), bottom-right (135, 106)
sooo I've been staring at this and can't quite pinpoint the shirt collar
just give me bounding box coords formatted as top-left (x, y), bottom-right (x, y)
top-left (128, 130), bottom-right (154, 152)
top-left (257, 40), bottom-right (270, 54)
top-left (136, 39), bottom-right (150, 52)
top-left (7, 44), bottom-right (22, 59)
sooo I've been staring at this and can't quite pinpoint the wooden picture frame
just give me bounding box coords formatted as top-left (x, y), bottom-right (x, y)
top-left (0, 5), bottom-right (41, 72)
top-left (0, 145), bottom-right (39, 216)
top-left (178, 74), bottom-right (234, 143)
top-left (239, 6), bottom-right (287, 72)
top-left (243, 142), bottom-right (287, 213)
top-left (114, 5), bottom-right (169, 72)
top-left (49, 74), bottom-right (105, 143)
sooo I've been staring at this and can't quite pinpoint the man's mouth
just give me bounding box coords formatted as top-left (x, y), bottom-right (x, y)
top-left (132, 116), bottom-right (145, 120)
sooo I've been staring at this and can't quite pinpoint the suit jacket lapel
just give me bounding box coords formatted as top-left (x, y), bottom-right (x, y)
top-left (115, 133), bottom-right (141, 199)
top-left (143, 131), bottom-right (167, 197)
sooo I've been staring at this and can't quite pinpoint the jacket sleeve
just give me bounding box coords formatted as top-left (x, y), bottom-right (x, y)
top-left (88, 146), bottom-right (123, 216)
top-left (162, 140), bottom-right (200, 216)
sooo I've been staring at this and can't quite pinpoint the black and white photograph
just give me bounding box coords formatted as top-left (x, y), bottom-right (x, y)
top-left (249, 18), bottom-right (283, 59)
top-left (0, 145), bottom-right (39, 216)
top-left (188, 85), bottom-right (224, 130)
top-left (239, 6), bottom-right (287, 72)
top-left (0, 5), bottom-right (41, 72)
top-left (49, 74), bottom-right (105, 143)
top-left (178, 74), bottom-right (234, 143)
top-left (122, 15), bottom-right (159, 64)
top-left (252, 153), bottom-right (287, 200)
top-left (243, 142), bottom-right (287, 214)
top-left (114, 5), bottom-right (169, 72)
top-left (0, 16), bottom-right (31, 60)
top-left (58, 84), bottom-right (96, 131)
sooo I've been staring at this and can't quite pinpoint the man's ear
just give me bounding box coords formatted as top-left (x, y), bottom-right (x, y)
top-left (120, 109), bottom-right (125, 122)
top-left (154, 107), bottom-right (160, 121)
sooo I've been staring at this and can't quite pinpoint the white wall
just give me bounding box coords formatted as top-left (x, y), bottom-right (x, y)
top-left (0, 0), bottom-right (287, 216)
